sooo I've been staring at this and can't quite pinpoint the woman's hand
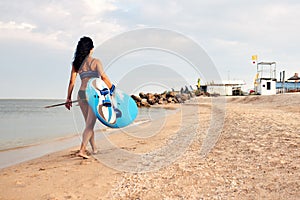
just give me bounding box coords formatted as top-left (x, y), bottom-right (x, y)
top-left (65, 99), bottom-right (72, 110)
top-left (110, 84), bottom-right (115, 96)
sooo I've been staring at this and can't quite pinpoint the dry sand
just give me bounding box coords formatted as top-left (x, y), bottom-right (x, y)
top-left (0, 93), bottom-right (299, 199)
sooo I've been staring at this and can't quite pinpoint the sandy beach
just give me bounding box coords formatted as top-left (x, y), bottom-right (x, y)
top-left (0, 93), bottom-right (299, 199)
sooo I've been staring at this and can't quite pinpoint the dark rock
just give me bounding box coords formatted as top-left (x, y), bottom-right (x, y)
top-left (131, 95), bottom-right (142, 102)
top-left (161, 93), bottom-right (167, 101)
top-left (154, 93), bottom-right (162, 99)
top-left (140, 99), bottom-right (151, 107)
top-left (158, 99), bottom-right (164, 104)
top-left (181, 93), bottom-right (190, 101)
top-left (173, 97), bottom-right (179, 103)
top-left (144, 93), bottom-right (156, 105)
top-left (139, 92), bottom-right (147, 99)
top-left (166, 91), bottom-right (176, 98)
top-left (132, 87), bottom-right (198, 107)
top-left (175, 94), bottom-right (184, 103)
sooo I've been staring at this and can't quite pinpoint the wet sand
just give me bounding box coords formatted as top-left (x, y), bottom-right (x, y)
top-left (0, 94), bottom-right (299, 199)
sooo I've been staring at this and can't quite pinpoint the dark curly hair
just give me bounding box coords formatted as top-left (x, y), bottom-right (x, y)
top-left (72, 36), bottom-right (94, 72)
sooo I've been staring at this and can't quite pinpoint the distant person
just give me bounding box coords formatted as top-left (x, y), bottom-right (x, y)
top-left (180, 87), bottom-right (184, 94)
top-left (65, 36), bottom-right (114, 159)
top-left (185, 86), bottom-right (189, 93)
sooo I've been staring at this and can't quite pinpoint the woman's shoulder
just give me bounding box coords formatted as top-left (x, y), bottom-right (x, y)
top-left (90, 57), bottom-right (104, 73)
top-left (91, 57), bottom-right (103, 66)
top-left (91, 57), bottom-right (101, 63)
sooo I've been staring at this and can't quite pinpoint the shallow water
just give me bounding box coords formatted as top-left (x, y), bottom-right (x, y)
top-left (0, 99), bottom-right (175, 168)
top-left (0, 99), bottom-right (80, 151)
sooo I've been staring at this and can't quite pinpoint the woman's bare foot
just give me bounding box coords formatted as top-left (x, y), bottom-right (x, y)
top-left (92, 150), bottom-right (98, 155)
top-left (77, 152), bottom-right (90, 159)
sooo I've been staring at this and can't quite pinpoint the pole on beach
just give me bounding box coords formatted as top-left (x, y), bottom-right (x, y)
top-left (44, 100), bottom-right (81, 108)
top-left (283, 70), bottom-right (285, 94)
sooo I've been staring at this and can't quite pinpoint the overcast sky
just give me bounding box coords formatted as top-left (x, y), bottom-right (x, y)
top-left (0, 0), bottom-right (299, 98)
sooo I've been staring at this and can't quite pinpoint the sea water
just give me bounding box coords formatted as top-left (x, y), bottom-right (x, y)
top-left (0, 99), bottom-right (79, 151)
top-left (0, 99), bottom-right (174, 151)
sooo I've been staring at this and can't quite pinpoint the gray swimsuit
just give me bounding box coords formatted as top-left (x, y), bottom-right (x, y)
top-left (78, 58), bottom-right (99, 100)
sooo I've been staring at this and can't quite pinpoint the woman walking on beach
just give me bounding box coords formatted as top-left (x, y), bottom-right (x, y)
top-left (65, 36), bottom-right (114, 159)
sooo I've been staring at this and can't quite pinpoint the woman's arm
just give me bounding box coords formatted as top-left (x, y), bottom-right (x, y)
top-left (96, 59), bottom-right (112, 89)
top-left (65, 65), bottom-right (77, 110)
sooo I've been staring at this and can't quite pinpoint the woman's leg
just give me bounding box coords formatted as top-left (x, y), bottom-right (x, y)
top-left (79, 99), bottom-right (89, 121)
top-left (78, 106), bottom-right (96, 158)
top-left (81, 104), bottom-right (97, 154)
top-left (89, 132), bottom-right (97, 154)
top-left (78, 93), bottom-right (97, 158)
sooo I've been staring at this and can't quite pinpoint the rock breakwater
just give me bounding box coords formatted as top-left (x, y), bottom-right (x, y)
top-left (131, 91), bottom-right (193, 107)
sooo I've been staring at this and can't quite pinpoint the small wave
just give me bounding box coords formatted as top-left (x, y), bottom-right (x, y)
top-left (131, 119), bottom-right (151, 126)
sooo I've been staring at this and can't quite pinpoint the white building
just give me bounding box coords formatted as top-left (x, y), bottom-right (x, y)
top-left (254, 62), bottom-right (277, 95)
top-left (207, 80), bottom-right (246, 96)
top-left (256, 78), bottom-right (277, 95)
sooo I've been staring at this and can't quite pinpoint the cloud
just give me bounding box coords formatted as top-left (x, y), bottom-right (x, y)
top-left (0, 20), bottom-right (72, 50)
top-left (0, 21), bottom-right (36, 30)
top-left (0, 0), bottom-right (299, 98)
top-left (0, 0), bottom-right (126, 98)
top-left (83, 0), bottom-right (118, 14)
top-left (0, 0), bottom-right (125, 50)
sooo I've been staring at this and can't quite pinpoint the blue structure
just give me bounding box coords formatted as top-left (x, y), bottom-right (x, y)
top-left (276, 82), bottom-right (300, 92)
